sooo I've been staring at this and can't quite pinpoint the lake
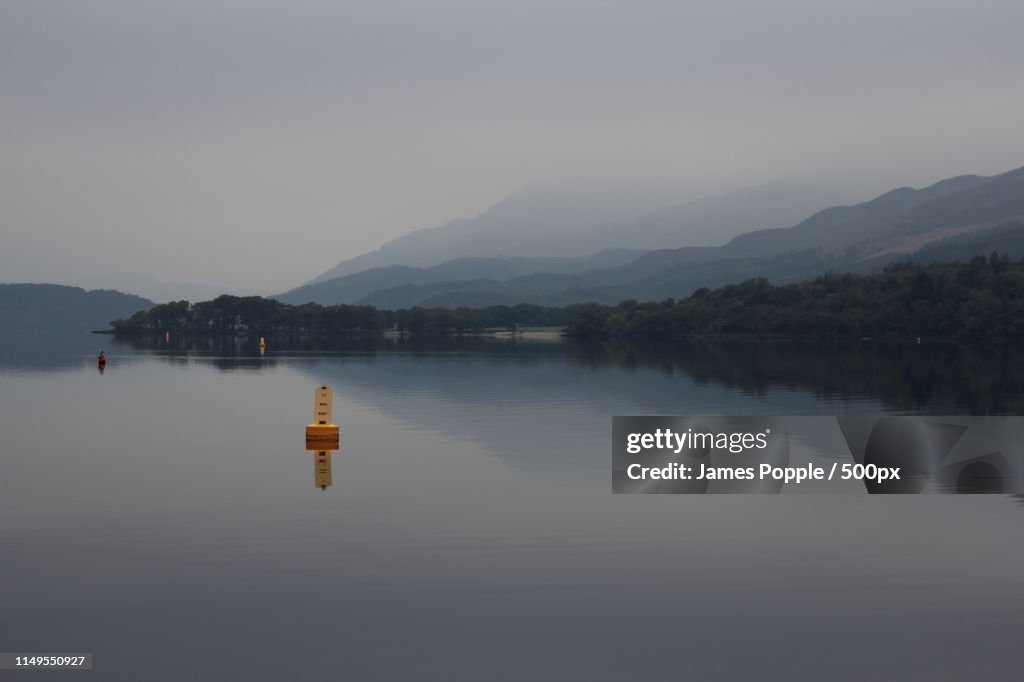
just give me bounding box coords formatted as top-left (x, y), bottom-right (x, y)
top-left (2, 333), bottom-right (1023, 681)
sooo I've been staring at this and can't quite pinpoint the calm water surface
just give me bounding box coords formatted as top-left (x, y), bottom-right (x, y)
top-left (1, 334), bottom-right (1022, 681)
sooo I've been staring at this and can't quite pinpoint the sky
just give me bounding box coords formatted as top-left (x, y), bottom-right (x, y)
top-left (2, 0), bottom-right (1024, 298)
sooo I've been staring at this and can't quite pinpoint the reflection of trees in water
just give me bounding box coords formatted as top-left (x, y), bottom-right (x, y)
top-left (113, 334), bottom-right (265, 355)
top-left (109, 334), bottom-right (279, 372)
top-left (564, 339), bottom-right (1024, 415)
top-left (112, 333), bottom-right (1023, 413)
top-left (111, 333), bottom-right (571, 372)
top-left (112, 333), bottom-right (570, 368)
top-left (0, 331), bottom-right (118, 372)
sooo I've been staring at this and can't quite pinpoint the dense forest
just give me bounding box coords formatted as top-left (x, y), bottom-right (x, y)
top-left (110, 256), bottom-right (1024, 339)
top-left (566, 255), bottom-right (1024, 338)
top-left (111, 297), bottom-right (570, 335)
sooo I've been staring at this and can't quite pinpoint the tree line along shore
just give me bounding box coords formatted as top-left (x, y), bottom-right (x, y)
top-left (109, 255), bottom-right (1024, 339)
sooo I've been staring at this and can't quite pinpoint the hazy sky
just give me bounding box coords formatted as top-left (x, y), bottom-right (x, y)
top-left (3, 0), bottom-right (1023, 295)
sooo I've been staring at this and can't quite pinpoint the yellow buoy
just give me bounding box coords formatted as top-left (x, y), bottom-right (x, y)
top-left (305, 385), bottom-right (339, 448)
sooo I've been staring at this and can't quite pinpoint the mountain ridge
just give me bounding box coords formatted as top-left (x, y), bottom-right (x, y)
top-left (0, 283), bottom-right (154, 331)
top-left (352, 165), bottom-right (1024, 308)
top-left (275, 249), bottom-right (646, 306)
top-left (305, 183), bottom-right (850, 285)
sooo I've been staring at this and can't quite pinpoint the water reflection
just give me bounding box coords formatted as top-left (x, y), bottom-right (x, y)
top-left (108, 333), bottom-right (278, 371)
top-left (573, 339), bottom-right (1024, 414)
top-left (0, 331), bottom-right (132, 373)
top-left (4, 330), bottom-right (1024, 681)
top-left (312, 450), bottom-right (333, 490)
top-left (106, 334), bottom-right (1024, 413)
top-left (90, 334), bottom-right (1024, 478)
top-left (112, 333), bottom-right (392, 356)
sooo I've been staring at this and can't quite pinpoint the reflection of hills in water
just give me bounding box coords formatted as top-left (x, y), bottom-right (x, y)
top-left (101, 335), bottom-right (1024, 472)
top-left (277, 337), bottom-right (1024, 471)
top-left (111, 334), bottom-right (280, 372)
top-left (0, 331), bottom-right (140, 372)
top-left (578, 340), bottom-right (1024, 415)
top-left (115, 334), bottom-right (1024, 414)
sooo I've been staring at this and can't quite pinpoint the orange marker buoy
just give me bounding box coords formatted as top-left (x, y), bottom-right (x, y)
top-left (305, 385), bottom-right (340, 449)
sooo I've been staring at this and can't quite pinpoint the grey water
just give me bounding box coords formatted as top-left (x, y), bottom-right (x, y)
top-left (1, 333), bottom-right (1023, 681)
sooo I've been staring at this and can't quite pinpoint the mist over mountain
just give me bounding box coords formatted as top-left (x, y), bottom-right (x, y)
top-left (0, 284), bottom-right (153, 331)
top-left (21, 165), bottom-right (1021, 314)
top-left (68, 272), bottom-right (269, 305)
top-left (573, 184), bottom-right (854, 251)
top-left (276, 250), bottom-right (644, 306)
top-left (305, 183), bottom-right (850, 286)
top-left (353, 165), bottom-right (1024, 308)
